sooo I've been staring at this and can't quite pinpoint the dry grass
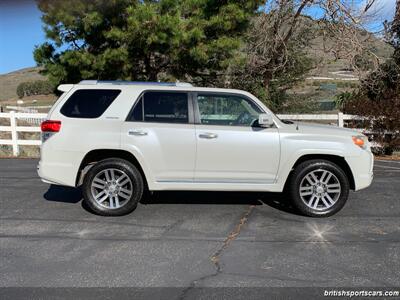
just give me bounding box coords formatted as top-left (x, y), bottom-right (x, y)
top-left (375, 154), bottom-right (400, 161)
top-left (0, 118), bottom-right (13, 156)
top-left (0, 117), bottom-right (11, 142)
top-left (0, 146), bottom-right (40, 158)
top-left (1, 94), bottom-right (57, 112)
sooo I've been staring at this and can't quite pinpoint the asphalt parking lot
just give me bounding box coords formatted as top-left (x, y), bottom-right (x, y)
top-left (1, 159), bottom-right (399, 297)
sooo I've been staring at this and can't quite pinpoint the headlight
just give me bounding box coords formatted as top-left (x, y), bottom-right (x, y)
top-left (352, 135), bottom-right (368, 149)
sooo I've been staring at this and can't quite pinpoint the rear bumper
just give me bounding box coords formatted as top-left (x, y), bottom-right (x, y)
top-left (37, 151), bottom-right (83, 187)
top-left (345, 150), bottom-right (374, 191)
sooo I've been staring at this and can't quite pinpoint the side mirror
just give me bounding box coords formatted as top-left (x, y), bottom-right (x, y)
top-left (258, 113), bottom-right (274, 127)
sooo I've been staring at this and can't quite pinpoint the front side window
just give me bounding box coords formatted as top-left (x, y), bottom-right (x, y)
top-left (60, 89), bottom-right (121, 118)
top-left (129, 91), bottom-right (189, 123)
top-left (197, 94), bottom-right (262, 126)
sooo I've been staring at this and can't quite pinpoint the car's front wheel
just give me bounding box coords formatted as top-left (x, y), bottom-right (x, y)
top-left (82, 158), bottom-right (144, 216)
top-left (289, 159), bottom-right (350, 217)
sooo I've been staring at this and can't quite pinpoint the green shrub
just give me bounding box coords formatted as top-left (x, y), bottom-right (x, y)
top-left (335, 91), bottom-right (353, 110)
top-left (16, 82), bottom-right (26, 98)
top-left (16, 80), bottom-right (54, 98)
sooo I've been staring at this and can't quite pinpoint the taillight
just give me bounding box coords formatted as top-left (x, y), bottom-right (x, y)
top-left (41, 120), bottom-right (61, 132)
top-left (41, 120), bottom-right (61, 143)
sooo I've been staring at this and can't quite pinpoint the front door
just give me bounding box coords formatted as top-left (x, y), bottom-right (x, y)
top-left (194, 93), bottom-right (280, 184)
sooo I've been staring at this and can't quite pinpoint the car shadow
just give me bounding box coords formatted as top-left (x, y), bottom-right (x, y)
top-left (259, 192), bottom-right (301, 216)
top-left (141, 191), bottom-right (300, 215)
top-left (141, 191), bottom-right (263, 205)
top-left (43, 185), bottom-right (300, 216)
top-left (43, 184), bottom-right (82, 204)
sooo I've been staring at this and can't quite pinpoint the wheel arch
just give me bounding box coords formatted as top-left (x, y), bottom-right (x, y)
top-left (76, 149), bottom-right (149, 189)
top-left (287, 154), bottom-right (355, 190)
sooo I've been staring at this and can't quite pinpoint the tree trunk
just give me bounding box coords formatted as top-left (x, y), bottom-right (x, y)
top-left (148, 71), bottom-right (158, 81)
top-left (393, 1), bottom-right (400, 63)
top-left (263, 72), bottom-right (273, 95)
top-left (143, 55), bottom-right (158, 81)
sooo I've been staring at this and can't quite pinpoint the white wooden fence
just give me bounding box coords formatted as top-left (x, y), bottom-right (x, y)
top-left (0, 111), bottom-right (359, 157)
top-left (0, 111), bottom-right (47, 156)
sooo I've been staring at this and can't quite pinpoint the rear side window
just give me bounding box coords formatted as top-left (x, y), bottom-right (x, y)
top-left (128, 91), bottom-right (188, 123)
top-left (60, 89), bottom-right (121, 118)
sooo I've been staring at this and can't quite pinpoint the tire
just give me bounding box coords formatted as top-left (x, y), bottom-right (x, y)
top-left (82, 158), bottom-right (144, 216)
top-left (289, 159), bottom-right (350, 217)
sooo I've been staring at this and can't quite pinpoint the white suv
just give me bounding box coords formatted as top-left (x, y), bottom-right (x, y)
top-left (38, 81), bottom-right (373, 217)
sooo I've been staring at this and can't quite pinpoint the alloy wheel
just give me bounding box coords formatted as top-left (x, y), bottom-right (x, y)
top-left (90, 168), bottom-right (133, 209)
top-left (299, 169), bottom-right (341, 211)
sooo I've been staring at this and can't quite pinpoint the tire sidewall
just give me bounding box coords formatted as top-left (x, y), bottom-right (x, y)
top-left (82, 159), bottom-right (143, 216)
top-left (290, 160), bottom-right (349, 217)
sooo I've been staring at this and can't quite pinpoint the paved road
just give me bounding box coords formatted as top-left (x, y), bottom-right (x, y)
top-left (0, 159), bottom-right (399, 297)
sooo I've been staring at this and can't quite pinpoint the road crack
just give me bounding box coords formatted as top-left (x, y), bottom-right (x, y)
top-left (179, 205), bottom-right (255, 300)
top-left (210, 205), bottom-right (255, 272)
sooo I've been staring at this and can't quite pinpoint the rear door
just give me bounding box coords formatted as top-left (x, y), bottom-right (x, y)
top-left (121, 91), bottom-right (196, 182)
top-left (193, 92), bottom-right (280, 184)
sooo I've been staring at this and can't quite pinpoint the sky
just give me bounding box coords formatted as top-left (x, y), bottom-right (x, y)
top-left (0, 0), bottom-right (397, 75)
top-left (0, 0), bottom-right (45, 74)
top-left (304, 0), bottom-right (397, 32)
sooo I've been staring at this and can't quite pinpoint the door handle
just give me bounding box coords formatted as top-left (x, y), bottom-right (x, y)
top-left (128, 129), bottom-right (148, 136)
top-left (199, 132), bottom-right (218, 139)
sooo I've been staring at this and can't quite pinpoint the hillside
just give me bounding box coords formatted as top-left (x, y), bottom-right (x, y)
top-left (294, 14), bottom-right (395, 78)
top-left (0, 67), bottom-right (46, 101)
top-left (308, 33), bottom-right (394, 78)
top-left (0, 29), bottom-right (393, 106)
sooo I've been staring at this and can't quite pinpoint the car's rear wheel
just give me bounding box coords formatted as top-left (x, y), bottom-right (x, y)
top-left (289, 159), bottom-right (350, 217)
top-left (82, 158), bottom-right (143, 216)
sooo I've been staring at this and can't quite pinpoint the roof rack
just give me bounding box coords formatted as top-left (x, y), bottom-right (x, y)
top-left (78, 80), bottom-right (193, 87)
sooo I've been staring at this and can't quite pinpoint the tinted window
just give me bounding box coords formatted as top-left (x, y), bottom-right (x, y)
top-left (197, 94), bottom-right (262, 126)
top-left (60, 89), bottom-right (120, 118)
top-left (131, 97), bottom-right (143, 121)
top-left (129, 92), bottom-right (188, 123)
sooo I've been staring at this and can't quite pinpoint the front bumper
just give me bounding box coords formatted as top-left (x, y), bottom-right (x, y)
top-left (345, 150), bottom-right (374, 191)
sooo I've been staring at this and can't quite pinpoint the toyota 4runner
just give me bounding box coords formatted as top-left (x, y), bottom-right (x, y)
top-left (38, 81), bottom-right (373, 217)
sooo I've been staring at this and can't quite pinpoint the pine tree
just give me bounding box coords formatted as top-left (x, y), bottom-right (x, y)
top-left (34, 0), bottom-right (262, 85)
